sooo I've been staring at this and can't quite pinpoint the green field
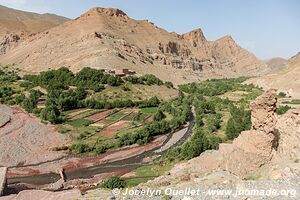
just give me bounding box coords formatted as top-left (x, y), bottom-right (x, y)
top-left (68, 118), bottom-right (94, 127)
top-left (107, 111), bottom-right (127, 121)
top-left (93, 84), bottom-right (178, 102)
top-left (283, 99), bottom-right (300, 104)
top-left (124, 163), bottom-right (174, 187)
top-left (140, 107), bottom-right (158, 114)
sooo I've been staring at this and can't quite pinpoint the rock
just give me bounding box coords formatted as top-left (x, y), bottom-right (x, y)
top-left (0, 167), bottom-right (7, 196)
top-left (80, 7), bottom-right (128, 18)
top-left (45, 179), bottom-right (65, 191)
top-left (0, 113), bottom-right (10, 128)
top-left (0, 189), bottom-right (82, 200)
top-left (181, 28), bottom-right (207, 47)
top-left (219, 89), bottom-right (279, 176)
top-left (250, 89), bottom-right (277, 134)
top-left (0, 34), bottom-right (21, 55)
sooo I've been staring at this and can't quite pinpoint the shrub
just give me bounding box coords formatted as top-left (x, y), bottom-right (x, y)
top-left (278, 92), bottom-right (287, 98)
top-left (101, 176), bottom-right (126, 189)
top-left (94, 145), bottom-right (107, 154)
top-left (153, 110), bottom-right (166, 121)
top-left (69, 143), bottom-right (91, 153)
top-left (277, 105), bottom-right (291, 115)
top-left (164, 81), bottom-right (174, 88)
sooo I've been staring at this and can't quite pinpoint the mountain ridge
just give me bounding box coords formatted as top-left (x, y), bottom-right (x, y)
top-left (0, 7), bottom-right (268, 84)
top-left (247, 52), bottom-right (300, 98)
top-left (0, 4), bottom-right (69, 39)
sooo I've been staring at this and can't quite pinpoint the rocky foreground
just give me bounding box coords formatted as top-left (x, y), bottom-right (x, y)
top-left (1, 89), bottom-right (300, 199)
top-left (0, 105), bottom-right (68, 167)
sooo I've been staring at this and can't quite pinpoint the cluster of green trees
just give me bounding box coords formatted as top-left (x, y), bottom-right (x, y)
top-left (0, 86), bottom-right (15, 104)
top-left (161, 78), bottom-right (258, 163)
top-left (23, 67), bottom-right (123, 91)
top-left (0, 66), bottom-right (20, 104)
top-left (125, 74), bottom-right (163, 85)
top-left (21, 90), bottom-right (43, 113)
top-left (124, 74), bottom-right (174, 88)
top-left (153, 109), bottom-right (166, 121)
top-left (83, 96), bottom-right (160, 110)
top-left (0, 66), bottom-right (20, 84)
top-left (206, 113), bottom-right (222, 133)
top-left (179, 77), bottom-right (257, 97)
top-left (225, 105), bottom-right (251, 140)
top-left (165, 128), bottom-right (221, 161)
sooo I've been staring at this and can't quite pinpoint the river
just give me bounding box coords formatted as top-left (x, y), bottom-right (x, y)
top-left (7, 109), bottom-right (194, 186)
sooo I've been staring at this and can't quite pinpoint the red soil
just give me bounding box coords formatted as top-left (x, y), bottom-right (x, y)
top-left (85, 109), bottom-right (115, 121)
top-left (7, 135), bottom-right (167, 177)
top-left (100, 120), bottom-right (131, 138)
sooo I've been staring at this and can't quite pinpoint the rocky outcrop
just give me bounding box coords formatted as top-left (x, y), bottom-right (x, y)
top-left (181, 29), bottom-right (207, 48)
top-left (216, 90), bottom-right (279, 176)
top-left (0, 34), bottom-right (21, 55)
top-left (80, 7), bottom-right (128, 19)
top-left (0, 167), bottom-right (7, 196)
top-left (250, 89), bottom-right (277, 133)
top-left (209, 89), bottom-right (278, 176)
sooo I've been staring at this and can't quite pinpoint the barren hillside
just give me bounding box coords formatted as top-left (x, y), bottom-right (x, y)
top-left (248, 52), bottom-right (300, 98)
top-left (0, 5), bottom-right (69, 38)
top-left (0, 7), bottom-right (267, 84)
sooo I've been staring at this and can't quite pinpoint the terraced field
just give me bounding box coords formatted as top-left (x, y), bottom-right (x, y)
top-left (57, 107), bottom-right (158, 149)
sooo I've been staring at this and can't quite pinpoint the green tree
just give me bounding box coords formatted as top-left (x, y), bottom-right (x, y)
top-left (154, 110), bottom-right (166, 121)
top-left (40, 105), bottom-right (61, 124)
top-left (225, 118), bottom-right (238, 140)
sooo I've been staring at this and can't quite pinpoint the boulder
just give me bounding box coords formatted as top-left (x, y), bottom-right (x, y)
top-left (0, 167), bottom-right (7, 196)
top-left (0, 190), bottom-right (82, 200)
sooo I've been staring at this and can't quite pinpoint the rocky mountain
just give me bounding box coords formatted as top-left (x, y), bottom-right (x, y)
top-left (0, 7), bottom-right (267, 84)
top-left (248, 52), bottom-right (300, 98)
top-left (264, 57), bottom-right (287, 72)
top-left (0, 5), bottom-right (69, 38)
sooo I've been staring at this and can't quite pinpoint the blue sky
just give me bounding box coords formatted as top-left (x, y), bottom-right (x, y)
top-left (0, 0), bottom-right (299, 60)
